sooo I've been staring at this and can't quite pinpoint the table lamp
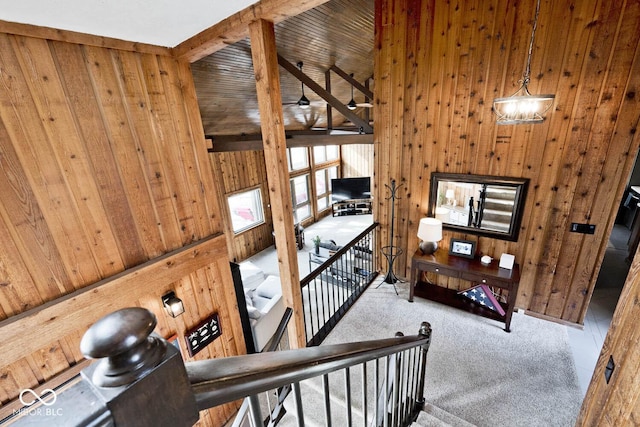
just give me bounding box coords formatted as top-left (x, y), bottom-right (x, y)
top-left (417, 217), bottom-right (442, 255)
top-left (445, 189), bottom-right (455, 205)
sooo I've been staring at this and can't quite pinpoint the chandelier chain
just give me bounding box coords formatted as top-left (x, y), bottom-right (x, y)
top-left (523, 0), bottom-right (542, 87)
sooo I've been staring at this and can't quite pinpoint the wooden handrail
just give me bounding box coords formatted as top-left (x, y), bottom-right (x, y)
top-left (187, 324), bottom-right (431, 411)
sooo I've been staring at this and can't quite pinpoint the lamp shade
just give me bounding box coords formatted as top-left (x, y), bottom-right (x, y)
top-left (417, 218), bottom-right (442, 242)
top-left (445, 189), bottom-right (455, 199)
top-left (162, 291), bottom-right (185, 318)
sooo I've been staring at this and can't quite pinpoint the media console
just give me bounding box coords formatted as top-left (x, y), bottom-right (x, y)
top-left (332, 199), bottom-right (372, 217)
top-left (409, 249), bottom-right (520, 332)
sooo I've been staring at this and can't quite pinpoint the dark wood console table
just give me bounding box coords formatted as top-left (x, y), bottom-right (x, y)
top-left (409, 249), bottom-right (520, 332)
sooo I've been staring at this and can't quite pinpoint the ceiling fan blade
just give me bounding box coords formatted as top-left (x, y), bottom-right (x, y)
top-left (283, 100), bottom-right (326, 107)
top-left (356, 102), bottom-right (374, 108)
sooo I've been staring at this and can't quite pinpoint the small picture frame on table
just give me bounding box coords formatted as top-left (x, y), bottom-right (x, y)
top-left (449, 238), bottom-right (476, 259)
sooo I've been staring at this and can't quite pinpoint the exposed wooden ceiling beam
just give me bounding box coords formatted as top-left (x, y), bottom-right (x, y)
top-left (278, 55), bottom-right (374, 133)
top-left (0, 19), bottom-right (171, 56)
top-left (207, 132), bottom-right (373, 152)
top-left (329, 65), bottom-right (374, 99)
top-left (173, 0), bottom-right (331, 63)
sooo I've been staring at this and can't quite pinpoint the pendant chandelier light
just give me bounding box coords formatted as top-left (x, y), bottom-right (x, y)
top-left (347, 73), bottom-right (357, 110)
top-left (493, 0), bottom-right (555, 124)
top-left (296, 61), bottom-right (310, 109)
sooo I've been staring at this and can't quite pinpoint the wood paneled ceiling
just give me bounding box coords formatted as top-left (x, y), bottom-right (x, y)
top-left (191, 0), bottom-right (374, 137)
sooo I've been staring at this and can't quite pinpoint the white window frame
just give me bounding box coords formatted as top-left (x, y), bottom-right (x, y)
top-left (290, 174), bottom-right (312, 223)
top-left (227, 187), bottom-right (265, 234)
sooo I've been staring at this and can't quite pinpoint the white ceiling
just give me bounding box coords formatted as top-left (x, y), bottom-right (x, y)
top-left (0, 0), bottom-right (259, 47)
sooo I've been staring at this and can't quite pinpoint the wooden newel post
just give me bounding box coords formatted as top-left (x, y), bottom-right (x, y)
top-left (14, 308), bottom-right (199, 426)
top-left (416, 321), bottom-right (432, 406)
top-left (80, 308), bottom-right (199, 427)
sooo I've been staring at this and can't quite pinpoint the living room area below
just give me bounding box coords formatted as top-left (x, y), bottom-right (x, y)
top-left (245, 213), bottom-right (374, 278)
top-left (238, 212), bottom-right (615, 397)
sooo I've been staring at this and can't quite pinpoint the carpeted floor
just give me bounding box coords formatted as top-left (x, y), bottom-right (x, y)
top-left (322, 278), bottom-right (583, 427)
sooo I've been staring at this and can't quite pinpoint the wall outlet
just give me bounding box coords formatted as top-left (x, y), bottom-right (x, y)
top-left (570, 223), bottom-right (596, 234)
top-left (605, 355), bottom-right (615, 384)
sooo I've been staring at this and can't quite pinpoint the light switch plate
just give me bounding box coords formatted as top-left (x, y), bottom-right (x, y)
top-left (185, 313), bottom-right (221, 357)
top-left (570, 223), bottom-right (596, 234)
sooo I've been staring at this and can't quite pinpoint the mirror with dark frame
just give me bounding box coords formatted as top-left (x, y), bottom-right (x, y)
top-left (428, 173), bottom-right (529, 241)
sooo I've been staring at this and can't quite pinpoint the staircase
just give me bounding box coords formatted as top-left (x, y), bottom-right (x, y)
top-left (11, 307), bottom-right (478, 427)
top-left (227, 325), bottom-right (434, 427)
top-left (245, 329), bottom-right (476, 427)
top-left (479, 186), bottom-right (516, 233)
top-left (273, 378), bottom-right (476, 427)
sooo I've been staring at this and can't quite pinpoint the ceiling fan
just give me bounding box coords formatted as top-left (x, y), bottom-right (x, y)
top-left (346, 73), bottom-right (374, 109)
top-left (281, 61), bottom-right (324, 108)
top-left (356, 101), bottom-right (374, 108)
top-left (282, 62), bottom-right (373, 109)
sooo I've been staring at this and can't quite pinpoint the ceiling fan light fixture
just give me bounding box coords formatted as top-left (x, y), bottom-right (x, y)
top-left (346, 73), bottom-right (358, 111)
top-left (298, 94), bottom-right (310, 109)
top-left (296, 61), bottom-right (311, 109)
top-left (493, 0), bottom-right (555, 125)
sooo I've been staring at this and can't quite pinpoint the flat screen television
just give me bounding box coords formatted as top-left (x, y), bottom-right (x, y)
top-left (331, 177), bottom-right (371, 202)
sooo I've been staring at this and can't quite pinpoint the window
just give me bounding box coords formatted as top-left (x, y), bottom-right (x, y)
top-left (287, 147), bottom-right (309, 171)
top-left (315, 166), bottom-right (338, 212)
top-left (227, 188), bottom-right (264, 233)
top-left (286, 145), bottom-right (340, 222)
top-left (313, 145), bottom-right (339, 165)
top-left (290, 175), bottom-right (311, 222)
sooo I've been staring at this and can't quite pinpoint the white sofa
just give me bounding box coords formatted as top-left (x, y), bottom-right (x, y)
top-left (240, 262), bottom-right (285, 352)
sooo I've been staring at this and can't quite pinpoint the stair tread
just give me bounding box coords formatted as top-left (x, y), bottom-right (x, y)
top-left (413, 403), bottom-right (477, 427)
top-left (414, 410), bottom-right (452, 426)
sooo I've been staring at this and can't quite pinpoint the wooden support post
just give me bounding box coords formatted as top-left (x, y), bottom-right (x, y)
top-left (364, 78), bottom-right (371, 124)
top-left (249, 19), bottom-right (306, 349)
top-left (325, 69), bottom-right (333, 131)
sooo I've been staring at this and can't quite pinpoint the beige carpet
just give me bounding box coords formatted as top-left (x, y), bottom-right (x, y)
top-left (322, 278), bottom-right (583, 427)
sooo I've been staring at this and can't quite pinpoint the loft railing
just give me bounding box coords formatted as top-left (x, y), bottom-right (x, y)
top-left (233, 308), bottom-right (293, 427)
top-left (8, 308), bottom-right (431, 427)
top-left (301, 222), bottom-right (379, 346)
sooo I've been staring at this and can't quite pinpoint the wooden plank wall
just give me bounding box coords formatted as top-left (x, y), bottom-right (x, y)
top-left (578, 251), bottom-right (640, 424)
top-left (373, 0), bottom-right (640, 324)
top-left (342, 144), bottom-right (374, 178)
top-left (209, 150), bottom-right (275, 262)
top-left (0, 31), bottom-right (244, 425)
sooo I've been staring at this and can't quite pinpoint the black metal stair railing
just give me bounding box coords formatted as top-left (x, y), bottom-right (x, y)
top-left (232, 307), bottom-right (294, 427)
top-left (301, 222), bottom-right (379, 346)
top-left (190, 322), bottom-right (433, 427)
